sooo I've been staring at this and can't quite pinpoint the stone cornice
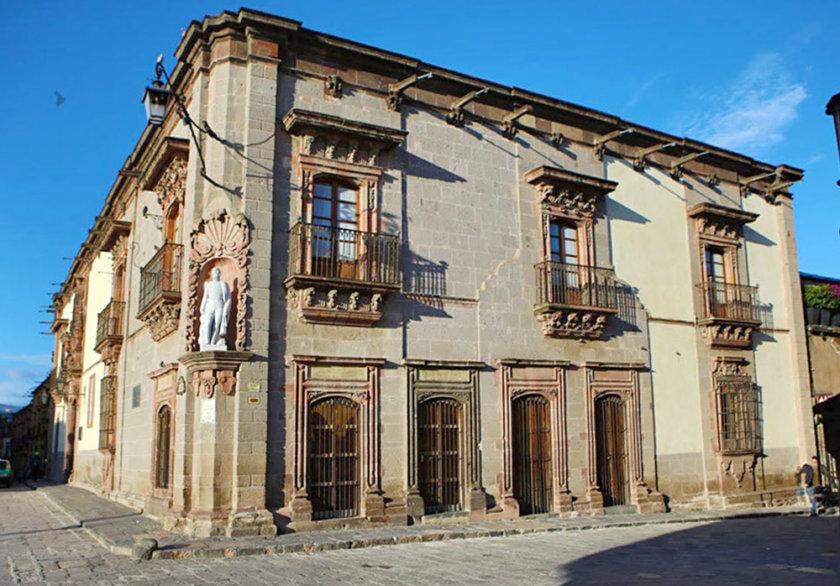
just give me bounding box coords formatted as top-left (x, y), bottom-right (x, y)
top-left (287, 355), bottom-right (387, 366)
top-left (687, 203), bottom-right (759, 225)
top-left (525, 166), bottom-right (618, 195)
top-left (402, 359), bottom-right (485, 369)
top-left (282, 109), bottom-right (406, 148)
top-left (173, 8), bottom-right (802, 190)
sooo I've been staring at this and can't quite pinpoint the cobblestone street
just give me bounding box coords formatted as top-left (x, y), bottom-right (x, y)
top-left (1, 486), bottom-right (838, 584)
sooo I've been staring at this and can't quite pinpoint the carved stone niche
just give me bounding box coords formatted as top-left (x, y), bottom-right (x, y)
top-left (185, 209), bottom-right (251, 353)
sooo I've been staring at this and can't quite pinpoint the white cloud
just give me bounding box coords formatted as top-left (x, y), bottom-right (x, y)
top-left (805, 153), bottom-right (825, 166)
top-left (0, 354), bottom-right (51, 405)
top-left (625, 74), bottom-right (665, 109)
top-left (680, 53), bottom-right (806, 155)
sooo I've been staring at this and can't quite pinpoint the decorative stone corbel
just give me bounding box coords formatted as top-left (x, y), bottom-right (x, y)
top-left (179, 351), bottom-right (253, 399)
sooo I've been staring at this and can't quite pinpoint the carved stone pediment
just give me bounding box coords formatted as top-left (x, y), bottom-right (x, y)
top-left (688, 203), bottom-right (758, 244)
top-left (99, 221), bottom-right (132, 257)
top-left (144, 138), bottom-right (189, 212)
top-left (525, 166), bottom-right (617, 220)
top-left (712, 356), bottom-right (749, 378)
top-left (283, 109), bottom-right (406, 167)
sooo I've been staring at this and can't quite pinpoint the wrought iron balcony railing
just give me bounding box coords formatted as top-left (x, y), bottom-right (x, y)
top-left (95, 300), bottom-right (126, 350)
top-left (138, 243), bottom-right (183, 316)
top-left (287, 222), bottom-right (400, 288)
top-left (698, 282), bottom-right (761, 323)
top-left (535, 261), bottom-right (618, 310)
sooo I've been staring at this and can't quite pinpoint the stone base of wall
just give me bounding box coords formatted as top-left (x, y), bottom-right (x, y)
top-left (162, 507), bottom-right (276, 538)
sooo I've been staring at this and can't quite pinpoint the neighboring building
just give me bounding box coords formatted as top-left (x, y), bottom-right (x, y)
top-left (0, 410), bottom-right (12, 460)
top-left (49, 8), bottom-right (814, 537)
top-left (10, 375), bottom-right (53, 481)
top-left (801, 273), bottom-right (840, 488)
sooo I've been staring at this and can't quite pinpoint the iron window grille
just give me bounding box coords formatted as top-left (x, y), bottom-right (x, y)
top-left (715, 377), bottom-right (761, 454)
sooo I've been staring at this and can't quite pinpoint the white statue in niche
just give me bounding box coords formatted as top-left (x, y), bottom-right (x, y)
top-left (199, 267), bottom-right (231, 351)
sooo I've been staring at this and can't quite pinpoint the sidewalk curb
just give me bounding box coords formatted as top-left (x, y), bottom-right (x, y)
top-left (29, 482), bottom-right (831, 562)
top-left (150, 508), bottom-right (813, 561)
top-left (32, 483), bottom-right (140, 557)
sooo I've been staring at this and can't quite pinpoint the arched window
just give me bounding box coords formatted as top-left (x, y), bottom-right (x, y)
top-left (155, 405), bottom-right (172, 489)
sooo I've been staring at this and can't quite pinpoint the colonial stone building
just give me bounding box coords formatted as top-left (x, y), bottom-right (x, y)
top-left (49, 8), bottom-right (814, 536)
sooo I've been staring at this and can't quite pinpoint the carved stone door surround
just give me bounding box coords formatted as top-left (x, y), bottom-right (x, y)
top-left (497, 359), bottom-right (571, 516)
top-left (404, 359), bottom-right (486, 520)
top-left (583, 362), bottom-right (663, 513)
top-left (288, 355), bottom-right (385, 523)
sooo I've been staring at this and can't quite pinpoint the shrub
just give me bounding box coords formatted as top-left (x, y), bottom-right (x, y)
top-left (803, 283), bottom-right (840, 310)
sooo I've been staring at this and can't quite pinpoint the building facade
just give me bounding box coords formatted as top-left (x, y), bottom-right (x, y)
top-left (11, 375), bottom-right (53, 482)
top-left (49, 8), bottom-right (814, 537)
top-left (802, 273), bottom-right (840, 487)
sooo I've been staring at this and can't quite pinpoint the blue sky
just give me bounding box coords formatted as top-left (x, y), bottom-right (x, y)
top-left (1, 1), bottom-right (838, 406)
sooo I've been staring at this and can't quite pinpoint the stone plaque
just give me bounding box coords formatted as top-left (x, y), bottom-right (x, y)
top-left (200, 397), bottom-right (215, 424)
top-left (247, 381), bottom-right (261, 393)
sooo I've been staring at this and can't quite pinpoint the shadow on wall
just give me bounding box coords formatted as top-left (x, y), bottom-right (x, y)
top-left (403, 150), bottom-right (466, 183)
top-left (608, 199), bottom-right (650, 224)
top-left (396, 247), bottom-right (451, 323)
top-left (744, 225), bottom-right (776, 247)
top-left (558, 516), bottom-right (839, 584)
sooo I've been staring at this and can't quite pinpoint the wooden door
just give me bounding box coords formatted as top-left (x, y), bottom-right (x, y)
top-left (512, 395), bottom-right (553, 515)
top-left (595, 394), bottom-right (629, 507)
top-left (308, 397), bottom-right (360, 520)
top-left (418, 399), bottom-right (462, 513)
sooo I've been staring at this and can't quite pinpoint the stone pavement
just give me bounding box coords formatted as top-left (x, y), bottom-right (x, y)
top-left (26, 481), bottom-right (837, 561)
top-left (1, 484), bottom-right (838, 584)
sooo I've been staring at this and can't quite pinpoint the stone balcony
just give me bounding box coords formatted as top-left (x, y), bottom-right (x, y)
top-left (137, 243), bottom-right (183, 341)
top-left (534, 261), bottom-right (618, 339)
top-left (697, 282), bottom-right (762, 349)
top-left (285, 222), bottom-right (400, 326)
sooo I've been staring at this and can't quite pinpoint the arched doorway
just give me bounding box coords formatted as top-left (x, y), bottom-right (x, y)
top-left (512, 394), bottom-right (553, 515)
top-left (308, 397), bottom-right (360, 520)
top-left (418, 398), bottom-right (462, 514)
top-left (595, 394), bottom-right (629, 506)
